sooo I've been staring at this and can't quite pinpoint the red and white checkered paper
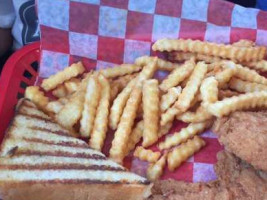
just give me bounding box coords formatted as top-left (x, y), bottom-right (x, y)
top-left (37, 0), bottom-right (267, 182)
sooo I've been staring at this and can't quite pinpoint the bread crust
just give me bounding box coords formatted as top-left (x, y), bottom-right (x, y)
top-left (0, 182), bottom-right (152, 200)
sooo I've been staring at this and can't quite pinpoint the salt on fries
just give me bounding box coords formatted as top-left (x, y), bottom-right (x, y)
top-left (25, 37), bottom-right (267, 181)
top-left (167, 136), bottom-right (206, 171)
top-left (134, 146), bottom-right (161, 163)
top-left (142, 79), bottom-right (160, 147)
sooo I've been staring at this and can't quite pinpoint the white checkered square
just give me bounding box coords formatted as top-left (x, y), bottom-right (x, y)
top-left (193, 163), bottom-right (217, 183)
top-left (96, 60), bottom-right (117, 70)
top-left (123, 39), bottom-right (151, 63)
top-left (128, 0), bottom-right (156, 14)
top-left (99, 6), bottom-right (127, 38)
top-left (38, 0), bottom-right (69, 31)
top-left (152, 15), bottom-right (180, 42)
top-left (201, 129), bottom-right (218, 139)
top-left (71, 0), bottom-right (100, 5)
top-left (205, 23), bottom-right (230, 44)
top-left (231, 5), bottom-right (259, 29)
top-left (69, 32), bottom-right (98, 59)
top-left (256, 30), bottom-right (267, 46)
top-left (40, 50), bottom-right (69, 78)
top-left (181, 0), bottom-right (209, 22)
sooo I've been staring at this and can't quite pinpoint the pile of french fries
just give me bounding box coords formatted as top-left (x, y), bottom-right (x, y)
top-left (25, 38), bottom-right (267, 181)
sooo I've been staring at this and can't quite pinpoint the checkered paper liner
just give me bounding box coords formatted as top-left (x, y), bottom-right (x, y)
top-left (37, 0), bottom-right (267, 182)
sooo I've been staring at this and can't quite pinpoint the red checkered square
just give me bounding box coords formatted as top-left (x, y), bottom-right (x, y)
top-left (208, 0), bottom-right (234, 26)
top-left (69, 2), bottom-right (99, 35)
top-left (162, 162), bottom-right (193, 182)
top-left (257, 11), bottom-right (267, 30)
top-left (101, 0), bottom-right (129, 9)
top-left (230, 27), bottom-right (257, 43)
top-left (97, 36), bottom-right (125, 64)
top-left (126, 11), bottom-right (154, 41)
top-left (155, 0), bottom-right (182, 17)
top-left (194, 137), bottom-right (223, 164)
top-left (179, 19), bottom-right (207, 40)
top-left (40, 25), bottom-right (69, 53)
top-left (69, 55), bottom-right (97, 71)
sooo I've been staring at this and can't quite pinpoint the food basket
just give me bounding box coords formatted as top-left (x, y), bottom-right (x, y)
top-left (0, 42), bottom-right (40, 141)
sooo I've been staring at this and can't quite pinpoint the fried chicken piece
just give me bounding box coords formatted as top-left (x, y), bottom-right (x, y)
top-left (148, 151), bottom-right (267, 200)
top-left (213, 111), bottom-right (267, 171)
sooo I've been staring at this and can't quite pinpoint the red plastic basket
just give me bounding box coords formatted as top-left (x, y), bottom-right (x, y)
top-left (0, 42), bottom-right (40, 142)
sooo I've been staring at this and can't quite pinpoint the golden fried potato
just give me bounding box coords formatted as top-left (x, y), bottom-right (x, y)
top-left (41, 62), bottom-right (85, 91)
top-left (243, 60), bottom-right (267, 72)
top-left (109, 86), bottom-right (142, 163)
top-left (100, 64), bottom-right (141, 78)
top-left (167, 136), bottom-right (206, 171)
top-left (229, 78), bottom-right (267, 93)
top-left (25, 86), bottom-right (49, 109)
top-left (126, 120), bottom-right (144, 155)
top-left (159, 121), bottom-right (211, 150)
top-left (160, 86), bottom-right (182, 112)
top-left (200, 77), bottom-right (218, 105)
top-left (218, 89), bottom-right (241, 100)
top-left (206, 91), bottom-right (267, 117)
top-left (134, 146), bottom-right (161, 163)
top-left (80, 75), bottom-right (101, 137)
top-left (215, 61), bottom-right (237, 88)
top-left (143, 79), bottom-right (160, 147)
top-left (152, 39), bottom-right (266, 62)
top-left (159, 58), bottom-right (195, 92)
top-left (135, 56), bottom-right (180, 71)
top-left (177, 106), bottom-right (213, 123)
top-left (168, 51), bottom-right (221, 63)
top-left (147, 154), bottom-right (167, 181)
top-left (52, 85), bottom-right (68, 98)
top-left (64, 78), bottom-right (81, 94)
top-left (89, 75), bottom-right (111, 151)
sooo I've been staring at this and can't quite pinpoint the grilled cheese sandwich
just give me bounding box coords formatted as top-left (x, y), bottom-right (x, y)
top-left (0, 99), bottom-right (151, 200)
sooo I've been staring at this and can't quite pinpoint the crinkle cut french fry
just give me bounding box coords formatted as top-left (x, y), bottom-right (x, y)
top-left (235, 64), bottom-right (267, 85)
top-left (243, 60), bottom-right (267, 72)
top-left (200, 77), bottom-right (218, 105)
top-left (160, 105), bottom-right (182, 126)
top-left (109, 86), bottom-right (142, 163)
top-left (218, 89), bottom-right (240, 100)
top-left (133, 146), bottom-right (161, 163)
top-left (152, 39), bottom-right (266, 62)
top-left (147, 154), bottom-right (167, 181)
top-left (41, 62), bottom-right (85, 91)
top-left (167, 136), bottom-right (206, 171)
top-left (177, 106), bottom-right (213, 123)
top-left (25, 86), bottom-right (49, 109)
top-left (229, 78), bottom-right (267, 93)
top-left (56, 89), bottom-right (85, 130)
top-left (159, 58), bottom-right (195, 92)
top-left (46, 101), bottom-right (64, 114)
top-left (100, 64), bottom-right (141, 78)
top-left (159, 121), bottom-right (211, 150)
top-left (126, 120), bottom-right (144, 155)
top-left (64, 78), bottom-right (81, 94)
top-left (160, 86), bottom-right (182, 112)
top-left (89, 75), bottom-right (111, 151)
top-left (158, 122), bottom-right (173, 138)
top-left (206, 91), bottom-right (267, 118)
top-left (52, 84), bottom-right (68, 98)
top-left (215, 61), bottom-right (237, 88)
top-left (135, 56), bottom-right (180, 71)
top-left (232, 39), bottom-right (254, 47)
top-left (109, 59), bottom-right (157, 130)
top-left (110, 74), bottom-right (138, 100)
top-left (175, 62), bottom-right (208, 112)
top-left (80, 75), bottom-right (101, 137)
top-left (142, 79), bottom-right (160, 147)
top-left (168, 51), bottom-right (222, 63)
